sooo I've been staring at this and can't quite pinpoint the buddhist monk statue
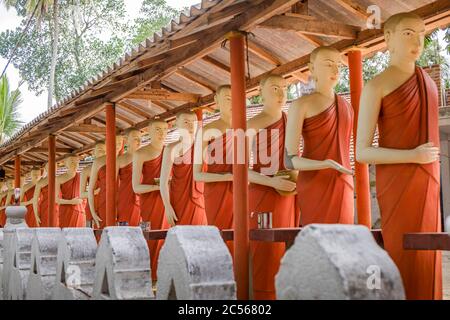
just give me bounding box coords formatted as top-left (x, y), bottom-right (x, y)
top-left (89, 135), bottom-right (124, 229)
top-left (80, 142), bottom-right (105, 227)
top-left (0, 179), bottom-right (16, 226)
top-left (247, 74), bottom-right (298, 300)
top-left (56, 156), bottom-right (85, 228)
top-left (356, 12), bottom-right (441, 300)
top-left (285, 46), bottom-right (354, 227)
top-left (33, 163), bottom-right (55, 227)
top-left (160, 111), bottom-right (207, 226)
top-left (20, 168), bottom-right (41, 228)
top-left (117, 128), bottom-right (142, 226)
top-left (193, 85), bottom-right (233, 248)
top-left (132, 120), bottom-right (168, 280)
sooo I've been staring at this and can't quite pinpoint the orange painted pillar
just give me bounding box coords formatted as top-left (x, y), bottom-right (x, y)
top-left (195, 108), bottom-right (203, 124)
top-left (348, 49), bottom-right (371, 228)
top-left (229, 31), bottom-right (249, 300)
top-left (105, 103), bottom-right (117, 227)
top-left (48, 134), bottom-right (56, 226)
top-left (14, 155), bottom-right (20, 189)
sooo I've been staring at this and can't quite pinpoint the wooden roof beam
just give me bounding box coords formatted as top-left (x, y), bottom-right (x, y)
top-left (176, 68), bottom-right (217, 92)
top-left (296, 32), bottom-right (325, 47)
top-left (29, 147), bottom-right (73, 153)
top-left (334, 0), bottom-right (370, 20)
top-left (151, 100), bottom-right (172, 112)
top-left (291, 0), bottom-right (308, 15)
top-left (247, 40), bottom-right (283, 66)
top-left (66, 124), bottom-right (106, 134)
top-left (126, 89), bottom-right (201, 103)
top-left (117, 101), bottom-right (154, 119)
top-left (260, 15), bottom-right (361, 39)
top-left (201, 55), bottom-right (231, 73)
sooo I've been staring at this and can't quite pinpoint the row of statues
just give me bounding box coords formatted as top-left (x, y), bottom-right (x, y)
top-left (0, 12), bottom-right (441, 300)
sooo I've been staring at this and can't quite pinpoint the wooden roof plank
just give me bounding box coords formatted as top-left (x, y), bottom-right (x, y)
top-left (259, 14), bottom-right (361, 39)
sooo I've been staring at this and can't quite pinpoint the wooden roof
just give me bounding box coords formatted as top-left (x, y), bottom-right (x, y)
top-left (0, 0), bottom-right (449, 176)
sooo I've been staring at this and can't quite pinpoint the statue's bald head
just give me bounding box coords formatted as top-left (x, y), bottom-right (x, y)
top-left (310, 46), bottom-right (340, 65)
top-left (383, 12), bottom-right (423, 37)
top-left (383, 12), bottom-right (425, 61)
top-left (259, 74), bottom-right (287, 107)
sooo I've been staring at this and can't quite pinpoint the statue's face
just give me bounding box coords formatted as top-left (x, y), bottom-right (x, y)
top-left (127, 130), bottom-right (141, 152)
top-left (215, 87), bottom-right (232, 116)
top-left (176, 113), bottom-right (198, 136)
top-left (149, 121), bottom-right (168, 145)
top-left (311, 49), bottom-right (341, 88)
top-left (65, 156), bottom-right (79, 172)
top-left (261, 76), bottom-right (287, 108)
top-left (30, 169), bottom-right (41, 182)
top-left (94, 143), bottom-right (106, 158)
top-left (386, 17), bottom-right (425, 62)
top-left (116, 136), bottom-right (124, 155)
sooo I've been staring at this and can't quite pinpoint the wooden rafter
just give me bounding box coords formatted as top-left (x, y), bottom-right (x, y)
top-left (296, 32), bottom-right (325, 47)
top-left (334, 0), bottom-right (370, 20)
top-left (151, 100), bottom-right (172, 111)
top-left (117, 101), bottom-right (153, 119)
top-left (29, 147), bottom-right (73, 153)
top-left (247, 40), bottom-right (282, 66)
top-left (201, 55), bottom-right (231, 73)
top-left (126, 89), bottom-right (201, 102)
top-left (66, 124), bottom-right (106, 134)
top-left (176, 68), bottom-right (216, 92)
top-left (260, 15), bottom-right (361, 39)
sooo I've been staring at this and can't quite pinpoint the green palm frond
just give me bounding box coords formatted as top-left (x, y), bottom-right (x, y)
top-left (0, 75), bottom-right (23, 143)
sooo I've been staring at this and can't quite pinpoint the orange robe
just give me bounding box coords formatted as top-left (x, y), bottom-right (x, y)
top-left (38, 185), bottom-right (52, 227)
top-left (170, 146), bottom-right (207, 225)
top-left (296, 94), bottom-right (354, 225)
top-left (249, 113), bottom-right (298, 300)
top-left (140, 152), bottom-right (169, 280)
top-left (377, 67), bottom-right (442, 300)
top-left (59, 173), bottom-right (86, 228)
top-left (117, 163), bottom-right (141, 226)
top-left (1, 195), bottom-right (15, 226)
top-left (204, 132), bottom-right (234, 252)
top-left (96, 165), bottom-right (108, 229)
top-left (24, 186), bottom-right (38, 227)
top-left (0, 195), bottom-right (6, 227)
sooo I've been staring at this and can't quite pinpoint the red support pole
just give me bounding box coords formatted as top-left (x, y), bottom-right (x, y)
top-left (105, 103), bottom-right (117, 227)
top-left (229, 31), bottom-right (249, 300)
top-left (14, 155), bottom-right (20, 189)
top-left (48, 134), bottom-right (56, 227)
top-left (195, 108), bottom-right (203, 124)
top-left (348, 49), bottom-right (372, 228)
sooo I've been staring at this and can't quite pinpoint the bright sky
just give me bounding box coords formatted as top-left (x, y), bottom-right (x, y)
top-left (0, 0), bottom-right (199, 125)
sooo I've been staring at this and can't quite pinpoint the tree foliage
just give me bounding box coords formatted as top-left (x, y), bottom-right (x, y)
top-left (0, 75), bottom-right (23, 143)
top-left (130, 0), bottom-right (178, 46)
top-left (0, 0), bottom-right (177, 102)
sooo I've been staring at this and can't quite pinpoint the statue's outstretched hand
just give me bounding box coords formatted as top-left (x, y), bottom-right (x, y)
top-left (92, 213), bottom-right (102, 229)
top-left (165, 205), bottom-right (178, 227)
top-left (325, 159), bottom-right (353, 175)
top-left (271, 176), bottom-right (296, 192)
top-left (413, 142), bottom-right (440, 164)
